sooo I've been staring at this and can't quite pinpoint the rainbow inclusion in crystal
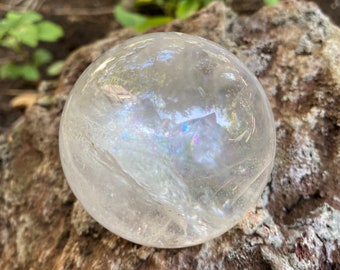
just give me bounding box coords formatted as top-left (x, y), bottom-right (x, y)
top-left (59, 32), bottom-right (276, 248)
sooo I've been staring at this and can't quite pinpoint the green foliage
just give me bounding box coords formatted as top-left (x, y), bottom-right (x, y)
top-left (47, 60), bottom-right (64, 76)
top-left (0, 11), bottom-right (64, 82)
top-left (264, 0), bottom-right (279, 6)
top-left (175, 0), bottom-right (201, 19)
top-left (114, 0), bottom-right (213, 33)
top-left (114, 5), bottom-right (172, 33)
top-left (114, 5), bottom-right (146, 28)
top-left (33, 49), bottom-right (52, 66)
top-left (0, 63), bottom-right (39, 81)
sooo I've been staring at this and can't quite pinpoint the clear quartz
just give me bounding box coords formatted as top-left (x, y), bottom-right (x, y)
top-left (59, 32), bottom-right (276, 248)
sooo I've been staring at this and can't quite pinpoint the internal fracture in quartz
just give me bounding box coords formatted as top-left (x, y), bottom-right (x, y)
top-left (59, 32), bottom-right (276, 248)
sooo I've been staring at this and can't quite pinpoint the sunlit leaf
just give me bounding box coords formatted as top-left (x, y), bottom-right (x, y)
top-left (0, 11), bottom-right (41, 41)
top-left (9, 23), bottom-right (38, 47)
top-left (136, 16), bottom-right (172, 32)
top-left (114, 5), bottom-right (146, 28)
top-left (264, 0), bottom-right (279, 6)
top-left (47, 60), bottom-right (64, 76)
top-left (5, 11), bottom-right (22, 23)
top-left (175, 0), bottom-right (200, 19)
top-left (0, 36), bottom-right (20, 52)
top-left (0, 21), bottom-right (11, 39)
top-left (37, 21), bottom-right (64, 42)
top-left (21, 11), bottom-right (43, 23)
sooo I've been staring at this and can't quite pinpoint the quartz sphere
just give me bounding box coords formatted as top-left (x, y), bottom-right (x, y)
top-left (59, 32), bottom-right (276, 248)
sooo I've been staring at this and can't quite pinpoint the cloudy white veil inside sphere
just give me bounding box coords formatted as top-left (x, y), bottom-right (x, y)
top-left (59, 32), bottom-right (276, 248)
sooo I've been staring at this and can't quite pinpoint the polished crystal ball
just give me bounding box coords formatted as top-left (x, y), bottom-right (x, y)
top-left (59, 32), bottom-right (276, 248)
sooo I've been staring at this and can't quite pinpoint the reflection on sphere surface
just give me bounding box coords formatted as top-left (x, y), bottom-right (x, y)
top-left (59, 32), bottom-right (276, 248)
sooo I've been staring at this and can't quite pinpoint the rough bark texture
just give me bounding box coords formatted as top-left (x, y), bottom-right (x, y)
top-left (1, 1), bottom-right (340, 269)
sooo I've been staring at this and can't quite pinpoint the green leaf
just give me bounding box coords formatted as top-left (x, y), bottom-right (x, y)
top-left (47, 60), bottom-right (64, 76)
top-left (0, 12), bottom-right (22, 40)
top-left (135, 16), bottom-right (172, 32)
top-left (33, 49), bottom-right (52, 67)
top-left (264, 0), bottom-right (279, 6)
top-left (5, 11), bottom-right (22, 23)
top-left (20, 11), bottom-right (43, 23)
top-left (0, 11), bottom-right (42, 40)
top-left (0, 29), bottom-right (6, 40)
top-left (114, 5), bottom-right (172, 33)
top-left (0, 63), bottom-right (21, 79)
top-left (33, 48), bottom-right (52, 66)
top-left (0, 36), bottom-right (20, 52)
top-left (113, 5), bottom-right (146, 28)
top-left (20, 65), bottom-right (40, 81)
top-left (0, 21), bottom-right (11, 39)
top-left (9, 23), bottom-right (38, 47)
top-left (0, 63), bottom-right (39, 81)
top-left (175, 0), bottom-right (200, 19)
top-left (36, 21), bottom-right (64, 42)
top-left (1, 11), bottom-right (23, 35)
